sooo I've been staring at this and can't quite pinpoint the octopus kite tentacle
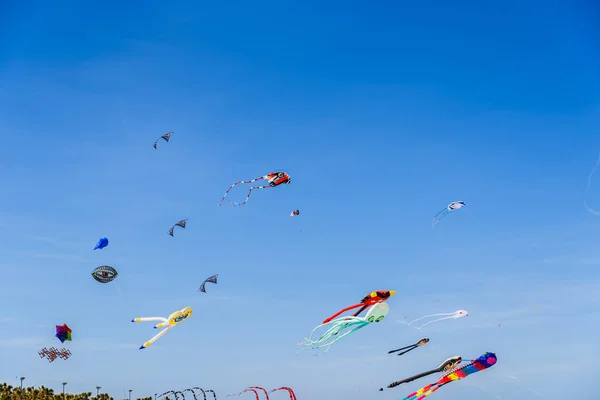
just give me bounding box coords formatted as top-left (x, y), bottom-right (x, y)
top-left (190, 388), bottom-right (207, 400)
top-left (401, 352), bottom-right (497, 400)
top-left (269, 387), bottom-right (296, 400)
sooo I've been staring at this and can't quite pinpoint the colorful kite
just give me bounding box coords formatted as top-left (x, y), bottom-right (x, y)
top-left (168, 219), bottom-right (188, 236)
top-left (381, 356), bottom-right (463, 390)
top-left (299, 302), bottom-right (389, 355)
top-left (91, 265), bottom-right (118, 283)
top-left (39, 347), bottom-right (71, 363)
top-left (153, 132), bottom-right (173, 149)
top-left (408, 310), bottom-right (468, 330)
top-left (400, 352), bottom-right (497, 399)
top-left (270, 387), bottom-right (296, 400)
top-left (131, 306), bottom-right (192, 349)
top-left (290, 210), bottom-right (299, 217)
top-left (94, 237), bottom-right (108, 250)
top-left (199, 274), bottom-right (218, 293)
top-left (388, 338), bottom-right (429, 356)
top-left (432, 201), bottom-right (465, 227)
top-left (323, 290), bottom-right (396, 324)
top-left (217, 171), bottom-right (291, 206)
top-left (55, 324), bottom-right (72, 343)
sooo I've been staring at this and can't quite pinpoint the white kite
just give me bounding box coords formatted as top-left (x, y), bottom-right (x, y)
top-left (408, 309), bottom-right (468, 330)
top-left (432, 201), bottom-right (465, 227)
top-left (131, 306), bottom-right (192, 349)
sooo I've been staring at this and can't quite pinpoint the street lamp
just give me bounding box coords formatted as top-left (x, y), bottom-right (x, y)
top-left (19, 377), bottom-right (25, 400)
top-left (97, 386), bottom-right (101, 396)
top-left (128, 389), bottom-right (133, 400)
top-left (62, 382), bottom-right (67, 399)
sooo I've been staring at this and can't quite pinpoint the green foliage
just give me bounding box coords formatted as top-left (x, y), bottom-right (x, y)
top-left (0, 383), bottom-right (150, 400)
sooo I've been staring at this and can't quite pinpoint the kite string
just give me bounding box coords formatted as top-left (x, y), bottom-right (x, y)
top-left (584, 150), bottom-right (600, 215)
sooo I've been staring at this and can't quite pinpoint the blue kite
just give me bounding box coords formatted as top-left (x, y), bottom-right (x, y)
top-left (94, 237), bottom-right (109, 250)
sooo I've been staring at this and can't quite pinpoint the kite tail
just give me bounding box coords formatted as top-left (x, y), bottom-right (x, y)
top-left (230, 185), bottom-right (272, 206)
top-left (217, 176), bottom-right (265, 206)
top-left (323, 303), bottom-right (365, 323)
top-left (247, 387), bottom-right (269, 400)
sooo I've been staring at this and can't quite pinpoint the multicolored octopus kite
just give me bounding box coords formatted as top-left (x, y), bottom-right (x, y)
top-left (299, 302), bottom-right (390, 355)
top-left (131, 306), bottom-right (192, 349)
top-left (218, 171), bottom-right (291, 206)
top-left (391, 352), bottom-right (497, 399)
top-left (323, 290), bottom-right (396, 323)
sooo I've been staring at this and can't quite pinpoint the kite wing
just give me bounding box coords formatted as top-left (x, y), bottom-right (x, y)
top-left (199, 274), bottom-right (218, 293)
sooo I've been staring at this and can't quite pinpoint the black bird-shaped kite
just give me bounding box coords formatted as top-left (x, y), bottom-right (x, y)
top-left (153, 132), bottom-right (173, 149)
top-left (168, 219), bottom-right (188, 236)
top-left (199, 274), bottom-right (218, 293)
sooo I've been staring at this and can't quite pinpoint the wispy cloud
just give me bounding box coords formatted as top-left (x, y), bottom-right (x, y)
top-left (24, 235), bottom-right (59, 244)
top-left (0, 337), bottom-right (45, 347)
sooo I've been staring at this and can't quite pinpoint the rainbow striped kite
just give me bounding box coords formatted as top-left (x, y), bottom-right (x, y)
top-left (401, 352), bottom-right (497, 400)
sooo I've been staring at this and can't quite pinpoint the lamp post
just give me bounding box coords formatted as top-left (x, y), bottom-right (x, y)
top-left (97, 386), bottom-right (101, 396)
top-left (19, 377), bottom-right (25, 400)
top-left (128, 389), bottom-right (132, 400)
top-left (62, 382), bottom-right (67, 399)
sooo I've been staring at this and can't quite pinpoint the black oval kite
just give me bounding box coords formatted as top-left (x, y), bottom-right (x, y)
top-left (91, 265), bottom-right (118, 283)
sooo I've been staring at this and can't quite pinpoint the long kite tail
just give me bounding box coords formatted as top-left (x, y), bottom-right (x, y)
top-left (205, 390), bottom-right (217, 400)
top-left (217, 176), bottom-right (265, 206)
top-left (323, 302), bottom-right (365, 323)
top-left (247, 387), bottom-right (269, 400)
top-left (388, 345), bottom-right (417, 356)
top-left (229, 184), bottom-right (272, 206)
top-left (387, 368), bottom-right (442, 388)
top-left (431, 208), bottom-right (450, 227)
top-left (270, 387), bottom-right (296, 400)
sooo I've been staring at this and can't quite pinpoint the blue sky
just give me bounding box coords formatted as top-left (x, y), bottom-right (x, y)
top-left (1, 1), bottom-right (599, 399)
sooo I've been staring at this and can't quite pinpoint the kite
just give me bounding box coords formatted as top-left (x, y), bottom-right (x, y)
top-left (290, 210), bottom-right (299, 217)
top-left (153, 132), bottom-right (173, 149)
top-left (205, 390), bottom-right (217, 400)
top-left (131, 306), bottom-right (192, 349)
top-left (55, 324), bottom-right (72, 343)
top-left (400, 352), bottom-right (497, 399)
top-left (323, 290), bottom-right (396, 324)
top-left (91, 265), bottom-right (118, 283)
top-left (39, 347), bottom-right (71, 363)
top-left (388, 338), bottom-right (429, 356)
top-left (381, 356), bottom-right (463, 390)
top-left (432, 201), bottom-right (465, 227)
top-left (298, 302), bottom-right (389, 355)
top-left (270, 387), bottom-right (296, 400)
top-left (217, 171), bottom-right (291, 206)
top-left (94, 237), bottom-right (108, 250)
top-left (199, 274), bottom-right (218, 293)
top-left (168, 219), bottom-right (188, 236)
top-left (408, 309), bottom-right (468, 330)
